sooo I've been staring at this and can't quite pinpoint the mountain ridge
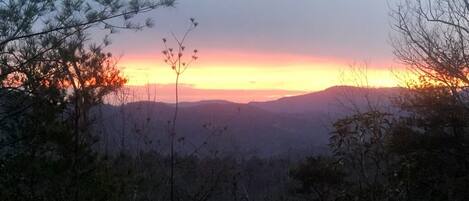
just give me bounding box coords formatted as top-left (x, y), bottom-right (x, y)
top-left (96, 86), bottom-right (402, 157)
top-left (124, 85), bottom-right (403, 114)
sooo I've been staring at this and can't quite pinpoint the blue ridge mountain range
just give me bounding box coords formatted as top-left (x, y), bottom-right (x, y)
top-left (95, 86), bottom-right (402, 158)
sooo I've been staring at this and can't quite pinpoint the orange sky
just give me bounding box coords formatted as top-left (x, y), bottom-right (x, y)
top-left (116, 50), bottom-right (408, 103)
top-left (101, 0), bottom-right (407, 103)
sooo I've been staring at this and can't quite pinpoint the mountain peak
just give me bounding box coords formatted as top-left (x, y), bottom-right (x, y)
top-left (249, 85), bottom-right (402, 114)
top-left (323, 85), bottom-right (361, 92)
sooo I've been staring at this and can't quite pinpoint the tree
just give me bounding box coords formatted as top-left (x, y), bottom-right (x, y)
top-left (1, 0), bottom-right (174, 119)
top-left (385, 79), bottom-right (469, 201)
top-left (329, 111), bottom-right (393, 201)
top-left (0, 0), bottom-right (175, 132)
top-left (0, 0), bottom-right (174, 47)
top-left (161, 18), bottom-right (199, 201)
top-left (0, 0), bottom-right (175, 200)
top-left (0, 30), bottom-right (126, 201)
top-left (289, 1), bottom-right (469, 201)
top-left (391, 0), bottom-right (469, 94)
top-left (363, 1), bottom-right (469, 200)
top-left (290, 156), bottom-right (346, 201)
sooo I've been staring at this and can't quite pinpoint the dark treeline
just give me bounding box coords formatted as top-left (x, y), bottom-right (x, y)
top-left (2, 0), bottom-right (469, 201)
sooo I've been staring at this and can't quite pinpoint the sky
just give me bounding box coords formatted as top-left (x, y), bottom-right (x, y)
top-left (106, 0), bottom-right (406, 103)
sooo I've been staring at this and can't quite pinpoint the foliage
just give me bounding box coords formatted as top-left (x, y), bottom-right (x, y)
top-left (289, 1), bottom-right (469, 201)
top-left (290, 156), bottom-right (346, 201)
top-left (0, 0), bottom-right (172, 200)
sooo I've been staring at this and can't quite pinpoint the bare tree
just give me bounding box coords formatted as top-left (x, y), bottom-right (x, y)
top-left (390, 0), bottom-right (469, 139)
top-left (161, 18), bottom-right (199, 201)
top-left (391, 0), bottom-right (469, 96)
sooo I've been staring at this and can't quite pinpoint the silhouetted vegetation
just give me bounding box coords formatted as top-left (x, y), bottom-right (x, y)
top-left (288, 1), bottom-right (469, 201)
top-left (3, 0), bottom-right (469, 201)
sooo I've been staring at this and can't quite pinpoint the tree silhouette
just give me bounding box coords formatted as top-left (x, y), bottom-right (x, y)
top-left (0, 1), bottom-right (175, 200)
top-left (161, 18), bottom-right (199, 201)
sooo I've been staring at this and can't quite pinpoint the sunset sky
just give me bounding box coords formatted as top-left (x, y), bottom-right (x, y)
top-left (106, 0), bottom-right (405, 103)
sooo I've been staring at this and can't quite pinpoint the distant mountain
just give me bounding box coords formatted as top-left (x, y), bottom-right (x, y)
top-left (177, 100), bottom-right (236, 108)
top-left (94, 86), bottom-right (402, 158)
top-left (95, 102), bottom-right (328, 158)
top-left (249, 86), bottom-right (403, 114)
